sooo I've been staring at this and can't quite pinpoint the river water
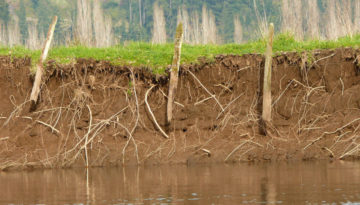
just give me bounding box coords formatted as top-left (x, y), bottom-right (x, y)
top-left (0, 161), bottom-right (360, 204)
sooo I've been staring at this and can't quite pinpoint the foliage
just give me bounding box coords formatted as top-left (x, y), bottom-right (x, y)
top-left (0, 0), bottom-right (9, 23)
top-left (1, 0), bottom-right (285, 44)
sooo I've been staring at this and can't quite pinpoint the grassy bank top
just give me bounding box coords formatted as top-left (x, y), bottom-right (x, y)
top-left (0, 34), bottom-right (360, 73)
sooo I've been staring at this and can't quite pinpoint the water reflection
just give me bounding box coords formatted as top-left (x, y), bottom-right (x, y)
top-left (0, 161), bottom-right (360, 204)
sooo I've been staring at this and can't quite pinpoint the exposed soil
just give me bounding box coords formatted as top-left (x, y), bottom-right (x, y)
top-left (1, 48), bottom-right (360, 170)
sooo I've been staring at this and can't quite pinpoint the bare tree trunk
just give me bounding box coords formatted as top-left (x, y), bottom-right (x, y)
top-left (93, 0), bottom-right (104, 47)
top-left (202, 5), bottom-right (209, 44)
top-left (166, 23), bottom-right (183, 130)
top-left (281, 0), bottom-right (290, 32)
top-left (93, 0), bottom-right (113, 47)
top-left (26, 19), bottom-right (40, 50)
top-left (177, 6), bottom-right (190, 43)
top-left (281, 0), bottom-right (303, 39)
top-left (306, 0), bottom-right (320, 39)
top-left (76, 0), bottom-right (92, 46)
top-left (0, 21), bottom-right (6, 46)
top-left (192, 12), bottom-right (200, 44)
top-left (326, 0), bottom-right (339, 39)
top-left (262, 23), bottom-right (274, 124)
top-left (30, 16), bottom-right (58, 107)
top-left (202, 5), bottom-right (217, 44)
top-left (129, 0), bottom-right (132, 23)
top-left (177, 6), bottom-right (201, 45)
top-left (233, 15), bottom-right (243, 43)
top-left (104, 16), bottom-right (113, 47)
top-left (143, 2), bottom-right (146, 25)
top-left (138, 0), bottom-right (142, 26)
top-left (152, 1), bottom-right (167, 44)
top-left (293, 0), bottom-right (303, 40)
top-left (356, 0), bottom-right (360, 33)
top-left (253, 0), bottom-right (268, 38)
top-left (336, 0), bottom-right (353, 37)
top-left (8, 16), bottom-right (21, 47)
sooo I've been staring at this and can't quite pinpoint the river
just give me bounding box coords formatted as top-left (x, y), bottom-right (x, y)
top-left (0, 161), bottom-right (360, 204)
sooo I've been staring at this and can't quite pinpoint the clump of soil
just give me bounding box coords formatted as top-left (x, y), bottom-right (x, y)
top-left (1, 48), bottom-right (360, 170)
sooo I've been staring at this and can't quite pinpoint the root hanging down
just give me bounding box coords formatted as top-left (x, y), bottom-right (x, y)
top-left (145, 85), bottom-right (169, 139)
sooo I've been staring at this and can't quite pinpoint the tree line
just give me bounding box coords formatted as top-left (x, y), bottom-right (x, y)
top-left (0, 0), bottom-right (359, 49)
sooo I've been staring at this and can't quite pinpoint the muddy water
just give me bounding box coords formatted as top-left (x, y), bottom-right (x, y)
top-left (0, 162), bottom-right (360, 204)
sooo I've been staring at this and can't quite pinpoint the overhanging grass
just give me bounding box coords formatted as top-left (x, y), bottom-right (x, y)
top-left (0, 33), bottom-right (359, 73)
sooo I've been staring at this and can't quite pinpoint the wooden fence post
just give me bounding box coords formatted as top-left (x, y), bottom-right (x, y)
top-left (30, 16), bottom-right (58, 106)
top-left (262, 23), bottom-right (274, 123)
top-left (166, 23), bottom-right (183, 130)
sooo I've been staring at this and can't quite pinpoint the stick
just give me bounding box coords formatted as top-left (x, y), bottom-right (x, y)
top-left (237, 66), bottom-right (251, 72)
top-left (339, 144), bottom-right (360, 159)
top-left (262, 23), bottom-right (274, 123)
top-left (30, 16), bottom-right (58, 105)
top-left (216, 93), bottom-right (244, 119)
top-left (64, 106), bottom-right (129, 157)
top-left (272, 80), bottom-right (293, 107)
top-left (201, 148), bottom-right (211, 156)
top-left (84, 105), bottom-right (92, 168)
top-left (225, 141), bottom-right (248, 161)
top-left (0, 137), bottom-right (9, 141)
top-left (35, 120), bottom-right (60, 134)
top-left (194, 96), bottom-right (212, 106)
top-left (339, 77), bottom-right (344, 96)
top-left (323, 147), bottom-right (334, 157)
top-left (166, 23), bottom-right (183, 127)
top-left (188, 70), bottom-right (224, 111)
top-left (310, 53), bottom-right (336, 68)
top-left (303, 118), bottom-right (360, 151)
top-left (159, 89), bottom-right (184, 107)
top-left (145, 85), bottom-right (169, 139)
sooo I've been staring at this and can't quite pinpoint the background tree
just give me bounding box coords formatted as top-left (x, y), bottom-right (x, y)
top-left (0, 0), bottom-right (9, 24)
top-left (1, 0), bottom-right (360, 46)
top-left (17, 0), bottom-right (28, 44)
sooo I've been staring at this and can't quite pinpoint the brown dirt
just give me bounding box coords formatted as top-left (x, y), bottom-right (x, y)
top-left (1, 48), bottom-right (360, 170)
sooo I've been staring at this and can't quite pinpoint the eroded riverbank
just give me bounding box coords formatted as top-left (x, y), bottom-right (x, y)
top-left (1, 48), bottom-right (360, 170)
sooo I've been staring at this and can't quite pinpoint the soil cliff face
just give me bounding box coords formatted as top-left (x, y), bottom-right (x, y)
top-left (1, 48), bottom-right (360, 170)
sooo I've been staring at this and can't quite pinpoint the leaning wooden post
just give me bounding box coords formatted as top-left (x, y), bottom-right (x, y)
top-left (166, 23), bottom-right (184, 129)
top-left (262, 23), bottom-right (274, 123)
top-left (30, 16), bottom-right (58, 105)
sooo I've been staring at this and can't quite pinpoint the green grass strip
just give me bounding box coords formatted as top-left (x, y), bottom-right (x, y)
top-left (0, 33), bottom-right (359, 74)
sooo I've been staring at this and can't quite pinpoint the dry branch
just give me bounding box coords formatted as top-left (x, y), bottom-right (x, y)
top-left (216, 93), bottom-right (244, 119)
top-left (201, 148), bottom-right (211, 156)
top-left (0, 137), bottom-right (9, 141)
top-left (30, 16), bottom-right (58, 105)
top-left (159, 89), bottom-right (184, 107)
top-left (272, 80), bottom-right (293, 107)
top-left (145, 85), bottom-right (169, 139)
top-left (225, 140), bottom-right (248, 162)
top-left (303, 118), bottom-right (360, 151)
top-left (340, 144), bottom-right (360, 159)
top-left (187, 70), bottom-right (224, 111)
top-left (310, 53), bottom-right (336, 68)
top-left (194, 96), bottom-right (212, 106)
top-left (64, 106), bottom-right (129, 162)
top-left (35, 120), bottom-right (60, 134)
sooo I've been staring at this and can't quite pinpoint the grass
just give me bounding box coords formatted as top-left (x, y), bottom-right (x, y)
top-left (0, 33), bottom-right (359, 73)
